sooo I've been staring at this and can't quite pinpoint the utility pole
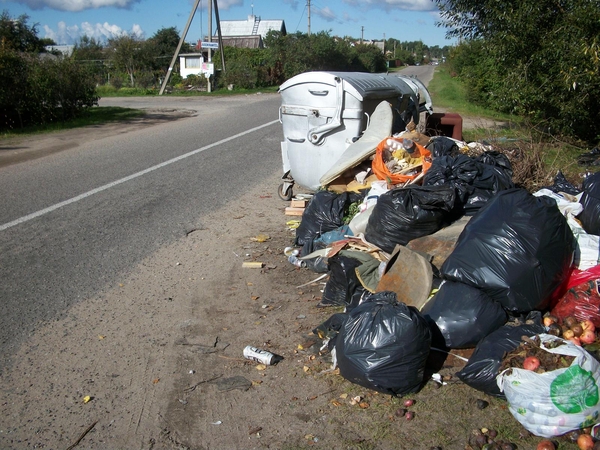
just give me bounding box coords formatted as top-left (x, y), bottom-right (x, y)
top-left (207, 0), bottom-right (212, 93)
top-left (159, 0), bottom-right (201, 95)
top-left (360, 26), bottom-right (364, 44)
top-left (307, 0), bottom-right (311, 36)
top-left (214, 0), bottom-right (225, 73)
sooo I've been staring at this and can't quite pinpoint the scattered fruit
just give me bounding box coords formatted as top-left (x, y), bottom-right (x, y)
top-left (543, 314), bottom-right (559, 327)
top-left (500, 335), bottom-right (576, 373)
top-left (403, 399), bottom-right (415, 407)
top-left (523, 356), bottom-right (541, 371)
top-left (581, 329), bottom-right (596, 344)
top-left (405, 410), bottom-right (414, 420)
top-left (581, 319), bottom-right (596, 333)
top-left (578, 433), bottom-right (595, 450)
top-left (536, 439), bottom-right (556, 450)
top-left (564, 329), bottom-right (575, 339)
top-left (395, 408), bottom-right (407, 417)
top-left (565, 316), bottom-right (578, 328)
top-left (476, 399), bottom-right (489, 410)
top-left (572, 324), bottom-right (584, 337)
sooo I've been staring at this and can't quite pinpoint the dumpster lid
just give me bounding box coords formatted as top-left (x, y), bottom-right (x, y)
top-left (279, 71), bottom-right (418, 102)
top-left (319, 100), bottom-right (393, 186)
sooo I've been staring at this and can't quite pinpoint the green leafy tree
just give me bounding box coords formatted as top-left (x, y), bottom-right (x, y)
top-left (436, 0), bottom-right (600, 142)
top-left (0, 10), bottom-right (45, 53)
top-left (72, 35), bottom-right (105, 61)
top-left (107, 33), bottom-right (147, 87)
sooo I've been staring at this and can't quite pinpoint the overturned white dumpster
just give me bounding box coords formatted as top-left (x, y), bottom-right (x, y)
top-left (278, 71), bottom-right (433, 197)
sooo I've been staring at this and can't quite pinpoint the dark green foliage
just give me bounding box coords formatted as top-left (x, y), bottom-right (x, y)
top-left (0, 10), bottom-right (45, 53)
top-left (437, 0), bottom-right (600, 143)
top-left (0, 48), bottom-right (98, 130)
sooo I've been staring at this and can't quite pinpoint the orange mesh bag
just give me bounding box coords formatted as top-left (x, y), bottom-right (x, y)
top-left (372, 137), bottom-right (432, 185)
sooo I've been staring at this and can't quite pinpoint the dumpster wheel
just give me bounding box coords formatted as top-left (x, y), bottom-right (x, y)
top-left (278, 183), bottom-right (293, 201)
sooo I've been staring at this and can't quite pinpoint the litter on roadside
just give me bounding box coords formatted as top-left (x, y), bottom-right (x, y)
top-left (272, 70), bottom-right (600, 444)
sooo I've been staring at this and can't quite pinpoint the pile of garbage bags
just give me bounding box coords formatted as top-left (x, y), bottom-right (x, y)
top-left (288, 133), bottom-right (600, 437)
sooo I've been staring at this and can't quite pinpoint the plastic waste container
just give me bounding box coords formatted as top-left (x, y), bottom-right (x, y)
top-left (278, 71), bottom-right (433, 198)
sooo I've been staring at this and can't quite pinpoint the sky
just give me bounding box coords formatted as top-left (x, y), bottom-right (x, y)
top-left (1, 0), bottom-right (456, 48)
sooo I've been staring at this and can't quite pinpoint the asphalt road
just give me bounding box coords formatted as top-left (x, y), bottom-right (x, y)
top-left (0, 93), bottom-right (283, 374)
top-left (0, 66), bottom-right (434, 374)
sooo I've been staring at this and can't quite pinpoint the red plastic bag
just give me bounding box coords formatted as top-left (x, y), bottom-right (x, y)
top-left (551, 279), bottom-right (600, 327)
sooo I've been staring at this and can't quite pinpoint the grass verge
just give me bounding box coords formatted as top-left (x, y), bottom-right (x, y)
top-left (97, 85), bottom-right (279, 97)
top-left (0, 107), bottom-right (145, 139)
top-left (428, 65), bottom-right (593, 186)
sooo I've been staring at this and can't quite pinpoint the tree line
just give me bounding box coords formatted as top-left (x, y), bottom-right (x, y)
top-left (1, 8), bottom-right (446, 131)
top-left (435, 0), bottom-right (600, 144)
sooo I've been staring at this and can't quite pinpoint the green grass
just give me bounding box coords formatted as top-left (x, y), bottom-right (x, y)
top-left (427, 64), bottom-right (592, 183)
top-left (428, 65), bottom-right (515, 122)
top-left (0, 106), bottom-right (144, 139)
top-left (97, 84), bottom-right (279, 97)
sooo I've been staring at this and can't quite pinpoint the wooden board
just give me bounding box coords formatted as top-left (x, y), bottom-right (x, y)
top-left (285, 207), bottom-right (305, 216)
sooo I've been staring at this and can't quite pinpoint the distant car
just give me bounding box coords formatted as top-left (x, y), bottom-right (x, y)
top-left (415, 62), bottom-right (420, 66)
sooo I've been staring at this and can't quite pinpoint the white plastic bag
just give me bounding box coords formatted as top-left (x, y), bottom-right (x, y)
top-left (497, 334), bottom-right (600, 437)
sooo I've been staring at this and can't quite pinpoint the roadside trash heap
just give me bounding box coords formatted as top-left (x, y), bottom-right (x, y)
top-left (284, 109), bottom-right (600, 440)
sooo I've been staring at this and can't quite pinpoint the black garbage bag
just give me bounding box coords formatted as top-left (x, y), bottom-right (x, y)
top-left (299, 237), bottom-right (329, 273)
top-left (577, 147), bottom-right (600, 167)
top-left (466, 152), bottom-right (514, 214)
top-left (456, 318), bottom-right (545, 397)
top-left (295, 191), bottom-right (351, 246)
top-left (336, 291), bottom-right (432, 396)
top-left (578, 172), bottom-right (600, 235)
top-left (427, 136), bottom-right (461, 158)
top-left (421, 280), bottom-right (508, 349)
top-left (320, 255), bottom-right (366, 308)
top-left (542, 170), bottom-right (581, 196)
top-left (364, 185), bottom-right (456, 253)
top-left (440, 188), bottom-right (575, 313)
top-left (423, 152), bottom-right (514, 216)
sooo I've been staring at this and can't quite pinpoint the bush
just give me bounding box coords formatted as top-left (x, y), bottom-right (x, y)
top-left (0, 50), bottom-right (99, 130)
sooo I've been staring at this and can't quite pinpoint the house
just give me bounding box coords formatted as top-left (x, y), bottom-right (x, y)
top-left (179, 53), bottom-right (213, 79)
top-left (44, 45), bottom-right (75, 57)
top-left (216, 15), bottom-right (286, 48)
top-left (178, 14), bottom-right (286, 78)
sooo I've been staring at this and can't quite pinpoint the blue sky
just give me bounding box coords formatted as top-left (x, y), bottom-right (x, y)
top-left (1, 0), bottom-right (456, 47)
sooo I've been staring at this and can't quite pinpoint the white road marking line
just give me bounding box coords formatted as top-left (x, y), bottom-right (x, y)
top-left (0, 119), bottom-right (279, 232)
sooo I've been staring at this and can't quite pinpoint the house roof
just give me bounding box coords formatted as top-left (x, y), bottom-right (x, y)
top-left (218, 15), bottom-right (286, 39)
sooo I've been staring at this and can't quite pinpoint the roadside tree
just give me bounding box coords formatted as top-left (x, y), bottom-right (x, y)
top-left (436, 0), bottom-right (600, 143)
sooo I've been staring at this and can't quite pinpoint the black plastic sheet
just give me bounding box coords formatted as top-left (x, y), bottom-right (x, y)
top-left (423, 151), bottom-right (514, 215)
top-left (295, 191), bottom-right (355, 246)
top-left (364, 185), bottom-right (456, 253)
top-left (578, 172), bottom-right (600, 235)
top-left (320, 255), bottom-right (365, 308)
top-left (421, 280), bottom-right (508, 349)
top-left (456, 319), bottom-right (545, 397)
top-left (427, 136), bottom-right (461, 158)
top-left (542, 170), bottom-right (581, 196)
top-left (440, 188), bottom-right (575, 313)
top-left (299, 237), bottom-right (329, 273)
top-left (335, 291), bottom-right (431, 396)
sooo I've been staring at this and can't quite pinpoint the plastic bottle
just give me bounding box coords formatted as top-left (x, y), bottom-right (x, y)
top-left (402, 138), bottom-right (416, 154)
top-left (243, 346), bottom-right (283, 365)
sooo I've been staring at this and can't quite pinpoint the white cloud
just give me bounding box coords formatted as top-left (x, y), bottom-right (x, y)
top-left (315, 6), bottom-right (337, 22)
top-left (217, 0), bottom-right (243, 8)
top-left (18, 0), bottom-right (141, 12)
top-left (43, 21), bottom-right (145, 44)
top-left (282, 0), bottom-right (300, 10)
top-left (343, 0), bottom-right (437, 12)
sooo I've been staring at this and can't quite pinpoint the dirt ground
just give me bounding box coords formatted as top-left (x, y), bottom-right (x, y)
top-left (0, 112), bottom-right (568, 450)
